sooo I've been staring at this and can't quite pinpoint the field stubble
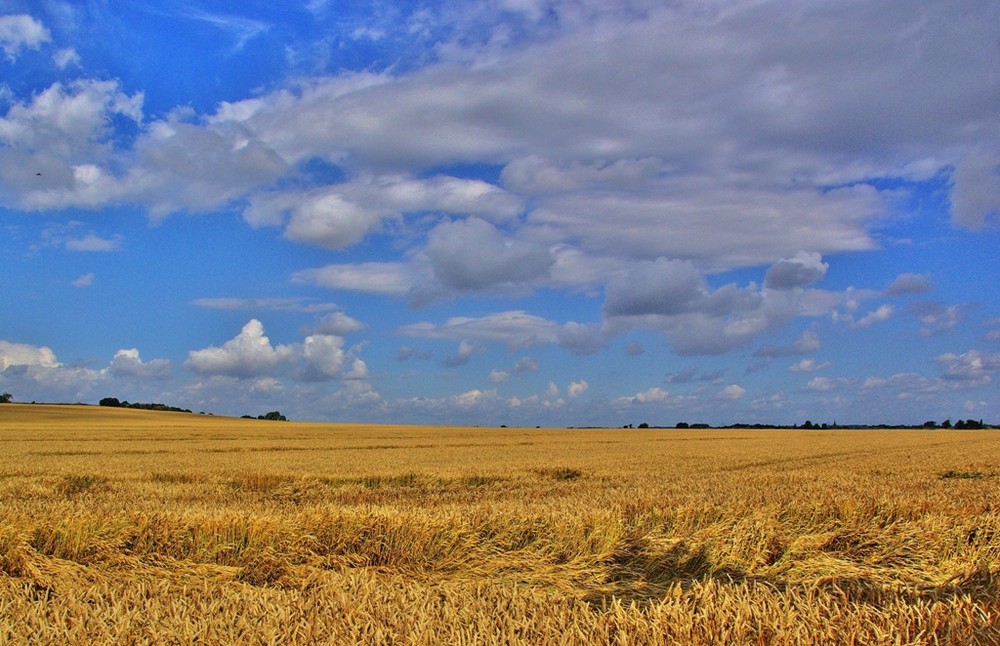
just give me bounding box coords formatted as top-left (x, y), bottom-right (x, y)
top-left (1, 404), bottom-right (999, 644)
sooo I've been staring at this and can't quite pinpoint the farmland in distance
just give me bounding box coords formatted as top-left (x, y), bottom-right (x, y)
top-left (1, 404), bottom-right (999, 644)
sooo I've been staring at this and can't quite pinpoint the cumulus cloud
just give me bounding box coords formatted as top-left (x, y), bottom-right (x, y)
top-left (3, 2), bottom-right (998, 263)
top-left (0, 340), bottom-right (59, 370)
top-left (604, 273), bottom-right (839, 356)
top-left (612, 386), bottom-right (676, 408)
top-left (556, 322), bottom-right (606, 355)
top-left (1, 340), bottom-right (175, 404)
top-left (132, 117), bottom-right (287, 219)
top-left (308, 312), bottom-right (365, 336)
top-left (718, 384), bottom-right (746, 400)
top-left (598, 257), bottom-right (833, 357)
top-left (951, 149), bottom-right (1000, 229)
top-left (0, 14), bottom-right (50, 60)
top-left (53, 47), bottom-right (80, 69)
top-left (0, 80), bottom-right (143, 208)
top-left (513, 357), bottom-right (539, 372)
top-left (425, 218), bottom-right (553, 291)
top-left (567, 379), bottom-right (588, 398)
top-left (764, 252), bottom-right (829, 290)
top-left (184, 319), bottom-right (368, 384)
top-left (444, 340), bottom-right (476, 367)
top-left (886, 273), bottom-right (932, 296)
top-left (184, 319), bottom-right (297, 378)
top-left (937, 350), bottom-right (1000, 384)
top-left (907, 301), bottom-right (966, 336)
top-left (332, 174), bottom-right (523, 224)
top-left (282, 190), bottom-right (388, 249)
top-left (854, 304), bottom-right (894, 329)
top-left (109, 349), bottom-right (171, 379)
top-left (301, 334), bottom-right (348, 380)
top-left (603, 259), bottom-right (706, 317)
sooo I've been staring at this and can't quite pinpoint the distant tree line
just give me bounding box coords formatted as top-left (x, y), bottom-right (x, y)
top-left (241, 411), bottom-right (288, 421)
top-left (98, 397), bottom-right (192, 414)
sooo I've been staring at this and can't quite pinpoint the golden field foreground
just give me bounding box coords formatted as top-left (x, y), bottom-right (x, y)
top-left (1, 404), bottom-right (998, 645)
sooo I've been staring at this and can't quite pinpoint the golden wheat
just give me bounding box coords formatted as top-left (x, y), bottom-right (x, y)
top-left (1, 403), bottom-right (998, 644)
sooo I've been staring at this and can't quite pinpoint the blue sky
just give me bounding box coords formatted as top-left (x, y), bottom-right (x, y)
top-left (1, 1), bottom-right (998, 426)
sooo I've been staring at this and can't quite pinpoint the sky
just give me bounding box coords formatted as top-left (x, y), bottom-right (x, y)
top-left (1, 0), bottom-right (998, 427)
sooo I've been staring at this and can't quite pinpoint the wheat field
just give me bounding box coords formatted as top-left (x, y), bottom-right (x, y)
top-left (1, 403), bottom-right (998, 644)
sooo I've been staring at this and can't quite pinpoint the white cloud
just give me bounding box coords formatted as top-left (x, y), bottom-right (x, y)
top-left (399, 311), bottom-right (560, 349)
top-left (71, 272), bottom-right (94, 287)
top-left (556, 322), bottom-right (606, 355)
top-left (613, 386), bottom-right (671, 408)
top-left (854, 304), bottom-right (894, 329)
top-left (908, 302), bottom-right (965, 336)
top-left (0, 341), bottom-right (173, 405)
top-left (567, 379), bottom-right (588, 398)
top-left (789, 359), bottom-right (830, 373)
top-left (764, 252), bottom-right (829, 290)
top-left (1, 2), bottom-right (997, 269)
top-left (0, 15), bottom-right (50, 61)
top-left (347, 174), bottom-right (522, 224)
top-left (937, 350), bottom-right (1000, 384)
top-left (718, 384), bottom-right (746, 400)
top-left (603, 258), bottom-right (707, 317)
top-left (603, 263), bottom-right (860, 356)
top-left (0, 340), bottom-right (59, 370)
top-left (0, 80), bottom-right (143, 209)
top-left (308, 312), bottom-right (365, 336)
top-left (951, 149), bottom-right (1000, 230)
top-left (513, 357), bottom-right (538, 372)
top-left (301, 334), bottom-right (347, 380)
top-left (176, 7), bottom-right (269, 51)
top-left (425, 218), bottom-right (553, 291)
top-left (886, 273), bottom-right (932, 296)
top-left (488, 369), bottom-right (509, 383)
top-left (109, 349), bottom-right (171, 380)
top-left (445, 340), bottom-right (476, 367)
top-left (53, 47), bottom-right (80, 69)
top-left (861, 373), bottom-right (929, 392)
top-left (292, 262), bottom-right (418, 296)
top-left (805, 376), bottom-right (839, 392)
top-left (65, 233), bottom-right (122, 252)
top-left (184, 319), bottom-right (297, 378)
top-left (344, 357), bottom-right (369, 380)
top-left (282, 190), bottom-right (388, 249)
top-left (446, 388), bottom-right (498, 410)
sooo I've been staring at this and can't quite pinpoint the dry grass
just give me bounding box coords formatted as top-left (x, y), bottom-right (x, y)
top-left (1, 403), bottom-right (999, 644)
